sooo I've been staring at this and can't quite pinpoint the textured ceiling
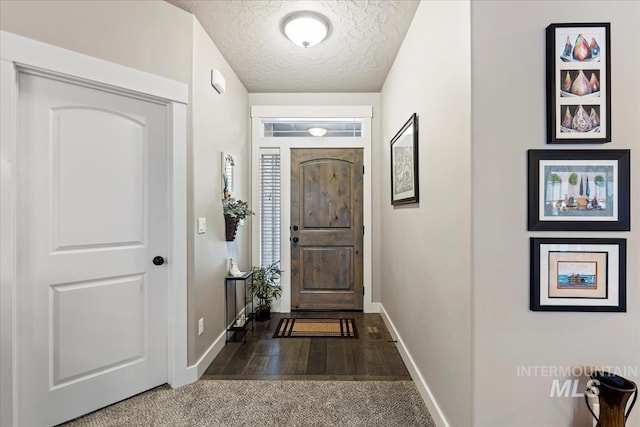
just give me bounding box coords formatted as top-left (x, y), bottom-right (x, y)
top-left (167, 0), bottom-right (419, 93)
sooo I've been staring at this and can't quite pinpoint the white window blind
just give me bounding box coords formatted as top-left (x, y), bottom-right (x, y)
top-left (259, 151), bottom-right (281, 268)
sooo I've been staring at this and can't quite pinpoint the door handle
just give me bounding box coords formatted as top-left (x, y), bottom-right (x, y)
top-left (292, 237), bottom-right (299, 243)
top-left (152, 256), bottom-right (165, 266)
top-left (293, 225), bottom-right (299, 231)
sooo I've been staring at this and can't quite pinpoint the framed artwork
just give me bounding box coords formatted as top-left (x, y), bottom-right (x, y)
top-left (530, 237), bottom-right (626, 312)
top-left (546, 23), bottom-right (611, 143)
top-left (390, 113), bottom-right (419, 205)
top-left (527, 149), bottom-right (630, 231)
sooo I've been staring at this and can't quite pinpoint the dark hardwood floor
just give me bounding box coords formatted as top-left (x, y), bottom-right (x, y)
top-left (203, 312), bottom-right (410, 380)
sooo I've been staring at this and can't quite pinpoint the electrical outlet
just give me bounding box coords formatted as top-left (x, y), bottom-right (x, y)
top-left (198, 317), bottom-right (204, 336)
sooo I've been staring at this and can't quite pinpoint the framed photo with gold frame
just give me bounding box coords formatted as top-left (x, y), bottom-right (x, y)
top-left (530, 237), bottom-right (626, 312)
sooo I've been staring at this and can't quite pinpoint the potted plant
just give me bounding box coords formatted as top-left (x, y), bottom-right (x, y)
top-left (222, 198), bottom-right (254, 241)
top-left (249, 261), bottom-right (282, 321)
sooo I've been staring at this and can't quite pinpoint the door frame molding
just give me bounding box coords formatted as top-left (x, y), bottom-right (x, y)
top-left (250, 105), bottom-right (375, 313)
top-left (0, 31), bottom-right (189, 427)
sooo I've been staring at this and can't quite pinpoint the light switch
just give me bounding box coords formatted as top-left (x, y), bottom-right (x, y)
top-left (197, 217), bottom-right (206, 234)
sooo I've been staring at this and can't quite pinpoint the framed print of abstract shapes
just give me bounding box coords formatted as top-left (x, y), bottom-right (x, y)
top-left (546, 23), bottom-right (611, 143)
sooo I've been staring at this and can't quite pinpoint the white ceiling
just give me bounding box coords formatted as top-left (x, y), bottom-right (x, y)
top-left (167, 0), bottom-right (419, 93)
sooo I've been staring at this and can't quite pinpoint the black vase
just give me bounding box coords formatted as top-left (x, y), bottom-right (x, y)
top-left (255, 307), bottom-right (271, 322)
top-left (586, 371), bottom-right (638, 427)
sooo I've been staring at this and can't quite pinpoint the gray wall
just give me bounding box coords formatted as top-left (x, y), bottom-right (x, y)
top-left (471, 1), bottom-right (640, 426)
top-left (0, 0), bottom-right (192, 85)
top-left (190, 20), bottom-right (249, 364)
top-left (380, 2), bottom-right (472, 426)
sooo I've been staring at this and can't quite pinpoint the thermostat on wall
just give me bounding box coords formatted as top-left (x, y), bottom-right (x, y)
top-left (211, 68), bottom-right (226, 94)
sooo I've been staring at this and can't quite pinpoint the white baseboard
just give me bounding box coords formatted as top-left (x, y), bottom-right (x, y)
top-left (379, 304), bottom-right (450, 427)
top-left (366, 301), bottom-right (382, 313)
top-left (179, 328), bottom-right (226, 385)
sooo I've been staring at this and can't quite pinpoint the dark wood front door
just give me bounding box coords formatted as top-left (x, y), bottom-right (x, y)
top-left (291, 148), bottom-right (364, 311)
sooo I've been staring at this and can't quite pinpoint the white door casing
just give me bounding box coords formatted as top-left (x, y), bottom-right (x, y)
top-left (0, 31), bottom-right (189, 427)
top-left (250, 106), bottom-right (375, 313)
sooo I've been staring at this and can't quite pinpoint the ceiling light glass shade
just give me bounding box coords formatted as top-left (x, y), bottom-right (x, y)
top-left (308, 127), bottom-right (328, 137)
top-left (282, 12), bottom-right (330, 48)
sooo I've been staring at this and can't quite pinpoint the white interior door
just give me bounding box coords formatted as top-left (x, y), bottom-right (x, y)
top-left (17, 70), bottom-right (168, 426)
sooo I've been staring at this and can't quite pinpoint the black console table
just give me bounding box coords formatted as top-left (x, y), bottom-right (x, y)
top-left (224, 271), bottom-right (253, 343)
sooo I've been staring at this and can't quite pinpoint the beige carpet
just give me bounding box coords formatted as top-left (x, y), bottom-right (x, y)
top-left (61, 380), bottom-right (435, 426)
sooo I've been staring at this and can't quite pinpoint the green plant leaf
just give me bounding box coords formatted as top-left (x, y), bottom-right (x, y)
top-left (223, 198), bottom-right (255, 220)
top-left (249, 261), bottom-right (282, 309)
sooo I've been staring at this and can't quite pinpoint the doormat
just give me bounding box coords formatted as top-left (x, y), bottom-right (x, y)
top-left (273, 318), bottom-right (358, 338)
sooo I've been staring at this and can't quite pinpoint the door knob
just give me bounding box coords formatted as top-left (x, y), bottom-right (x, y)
top-left (293, 225), bottom-right (299, 231)
top-left (152, 256), bottom-right (165, 266)
top-left (292, 237), bottom-right (299, 243)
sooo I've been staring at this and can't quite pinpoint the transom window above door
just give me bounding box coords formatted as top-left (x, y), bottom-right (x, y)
top-left (262, 118), bottom-right (363, 138)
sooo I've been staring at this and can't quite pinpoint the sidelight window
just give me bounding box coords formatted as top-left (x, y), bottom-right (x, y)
top-left (259, 150), bottom-right (281, 267)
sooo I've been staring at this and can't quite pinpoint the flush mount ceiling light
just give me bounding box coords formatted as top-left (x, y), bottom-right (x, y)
top-left (282, 11), bottom-right (330, 48)
top-left (308, 127), bottom-right (328, 137)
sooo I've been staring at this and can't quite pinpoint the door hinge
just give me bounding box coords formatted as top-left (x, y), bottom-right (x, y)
top-left (363, 226), bottom-right (365, 235)
top-left (363, 287), bottom-right (365, 296)
top-left (363, 165), bottom-right (365, 174)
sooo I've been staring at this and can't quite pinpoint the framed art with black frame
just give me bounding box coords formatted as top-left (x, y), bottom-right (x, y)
top-left (390, 113), bottom-right (419, 205)
top-left (527, 149), bottom-right (630, 231)
top-left (530, 237), bottom-right (626, 312)
top-left (546, 23), bottom-right (611, 144)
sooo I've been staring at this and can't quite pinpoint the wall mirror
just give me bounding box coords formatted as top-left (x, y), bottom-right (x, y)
top-left (222, 152), bottom-right (235, 199)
